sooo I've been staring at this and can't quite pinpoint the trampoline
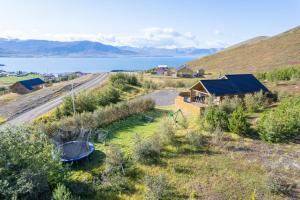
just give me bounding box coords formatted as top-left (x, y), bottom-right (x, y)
top-left (52, 129), bottom-right (95, 162)
top-left (57, 141), bottom-right (95, 162)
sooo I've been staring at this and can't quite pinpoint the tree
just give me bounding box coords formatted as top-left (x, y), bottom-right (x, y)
top-left (228, 107), bottom-right (250, 135)
top-left (0, 127), bottom-right (67, 200)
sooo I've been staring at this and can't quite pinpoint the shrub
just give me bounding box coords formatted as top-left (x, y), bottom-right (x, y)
top-left (186, 130), bottom-right (203, 147)
top-left (133, 134), bottom-right (161, 164)
top-left (244, 91), bottom-right (268, 112)
top-left (144, 174), bottom-right (172, 200)
top-left (105, 145), bottom-right (125, 175)
top-left (142, 80), bottom-right (158, 90)
top-left (219, 96), bottom-right (244, 114)
top-left (266, 175), bottom-right (293, 195)
top-left (60, 92), bottom-right (97, 116)
top-left (96, 86), bottom-right (120, 106)
top-left (159, 119), bottom-right (176, 145)
top-left (52, 184), bottom-right (72, 200)
top-left (109, 73), bottom-right (139, 88)
top-left (210, 126), bottom-right (225, 146)
top-left (46, 98), bottom-right (155, 135)
top-left (203, 106), bottom-right (229, 131)
top-left (228, 107), bottom-right (250, 135)
top-left (258, 96), bottom-right (300, 142)
top-left (256, 65), bottom-right (300, 82)
top-left (0, 127), bottom-right (67, 200)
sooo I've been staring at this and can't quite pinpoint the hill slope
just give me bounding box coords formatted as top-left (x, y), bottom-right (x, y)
top-left (187, 26), bottom-right (300, 73)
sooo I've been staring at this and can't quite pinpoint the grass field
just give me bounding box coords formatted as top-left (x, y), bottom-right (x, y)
top-left (67, 104), bottom-right (297, 200)
top-left (0, 74), bottom-right (41, 86)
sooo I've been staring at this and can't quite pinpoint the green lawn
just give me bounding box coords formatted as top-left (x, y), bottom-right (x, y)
top-left (67, 105), bottom-right (287, 200)
top-left (0, 74), bottom-right (41, 85)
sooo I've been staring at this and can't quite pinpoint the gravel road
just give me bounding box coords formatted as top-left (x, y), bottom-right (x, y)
top-left (1, 73), bottom-right (108, 127)
top-left (139, 89), bottom-right (179, 106)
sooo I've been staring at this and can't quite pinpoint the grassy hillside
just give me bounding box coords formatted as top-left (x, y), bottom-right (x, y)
top-left (188, 26), bottom-right (300, 74)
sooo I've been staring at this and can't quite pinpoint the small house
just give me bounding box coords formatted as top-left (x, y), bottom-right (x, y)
top-left (175, 74), bottom-right (269, 114)
top-left (176, 66), bottom-right (204, 78)
top-left (10, 78), bottom-right (45, 94)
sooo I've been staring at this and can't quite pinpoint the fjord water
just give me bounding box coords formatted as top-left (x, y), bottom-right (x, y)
top-left (0, 57), bottom-right (196, 73)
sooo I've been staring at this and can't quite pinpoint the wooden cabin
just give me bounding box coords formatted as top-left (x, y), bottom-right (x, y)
top-left (175, 74), bottom-right (269, 114)
top-left (10, 78), bottom-right (45, 94)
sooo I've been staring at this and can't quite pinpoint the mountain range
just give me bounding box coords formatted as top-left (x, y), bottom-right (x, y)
top-left (0, 38), bottom-right (220, 58)
top-left (187, 26), bottom-right (300, 73)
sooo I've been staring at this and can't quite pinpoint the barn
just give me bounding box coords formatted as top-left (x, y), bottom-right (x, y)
top-left (10, 78), bottom-right (45, 94)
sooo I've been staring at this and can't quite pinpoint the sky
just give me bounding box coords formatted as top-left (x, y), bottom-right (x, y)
top-left (0, 0), bottom-right (299, 48)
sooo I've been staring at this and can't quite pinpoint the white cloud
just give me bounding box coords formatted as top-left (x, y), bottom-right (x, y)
top-left (0, 28), bottom-right (227, 48)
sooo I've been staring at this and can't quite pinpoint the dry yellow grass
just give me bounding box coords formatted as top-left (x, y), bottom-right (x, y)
top-left (188, 26), bottom-right (300, 74)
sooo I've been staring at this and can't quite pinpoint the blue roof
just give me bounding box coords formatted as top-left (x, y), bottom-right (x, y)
top-left (19, 78), bottom-right (45, 90)
top-left (200, 74), bottom-right (269, 96)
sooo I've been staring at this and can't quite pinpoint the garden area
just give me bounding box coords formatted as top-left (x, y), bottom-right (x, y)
top-left (1, 72), bottom-right (300, 200)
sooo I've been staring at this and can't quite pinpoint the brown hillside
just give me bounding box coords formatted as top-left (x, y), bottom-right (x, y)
top-left (188, 26), bottom-right (300, 73)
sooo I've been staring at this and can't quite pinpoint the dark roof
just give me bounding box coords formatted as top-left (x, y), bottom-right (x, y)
top-left (18, 78), bottom-right (45, 90)
top-left (200, 74), bottom-right (269, 96)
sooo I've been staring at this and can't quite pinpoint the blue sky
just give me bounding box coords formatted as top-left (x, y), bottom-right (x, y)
top-left (0, 0), bottom-right (299, 48)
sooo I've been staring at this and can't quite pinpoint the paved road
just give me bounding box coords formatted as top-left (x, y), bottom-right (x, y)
top-left (1, 73), bottom-right (108, 127)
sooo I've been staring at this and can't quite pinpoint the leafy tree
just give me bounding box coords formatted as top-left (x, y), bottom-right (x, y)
top-left (228, 107), bottom-right (250, 135)
top-left (0, 127), bottom-right (67, 200)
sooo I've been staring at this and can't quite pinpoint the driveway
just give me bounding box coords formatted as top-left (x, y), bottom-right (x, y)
top-left (140, 89), bottom-right (179, 106)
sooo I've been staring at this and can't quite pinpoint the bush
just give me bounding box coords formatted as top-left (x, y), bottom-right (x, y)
top-left (258, 96), bottom-right (300, 142)
top-left (186, 130), bottom-right (203, 147)
top-left (0, 127), bottom-right (67, 200)
top-left (52, 184), bottom-right (72, 200)
top-left (96, 86), bottom-right (120, 107)
top-left (203, 106), bottom-right (229, 131)
top-left (244, 91), bottom-right (268, 112)
top-left (109, 73), bottom-right (139, 89)
top-left (142, 80), bottom-right (158, 90)
top-left (219, 96), bottom-right (243, 114)
top-left (105, 145), bottom-right (125, 175)
top-left (266, 175), bottom-right (293, 195)
top-left (144, 174), bottom-right (172, 200)
top-left (133, 134), bottom-right (161, 164)
top-left (60, 92), bottom-right (97, 116)
top-left (46, 98), bottom-right (155, 135)
top-left (159, 119), bottom-right (176, 145)
top-left (228, 107), bottom-right (250, 135)
top-left (256, 65), bottom-right (300, 82)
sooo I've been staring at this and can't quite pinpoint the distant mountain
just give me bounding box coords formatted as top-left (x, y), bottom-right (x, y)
top-left (118, 46), bottom-right (221, 57)
top-left (187, 26), bottom-right (300, 73)
top-left (0, 38), bottom-right (220, 58)
top-left (0, 39), bottom-right (134, 57)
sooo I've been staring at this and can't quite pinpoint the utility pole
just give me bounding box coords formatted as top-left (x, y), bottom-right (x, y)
top-left (71, 82), bottom-right (76, 116)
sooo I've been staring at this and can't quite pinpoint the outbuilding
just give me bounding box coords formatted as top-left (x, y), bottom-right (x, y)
top-left (10, 78), bottom-right (45, 94)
